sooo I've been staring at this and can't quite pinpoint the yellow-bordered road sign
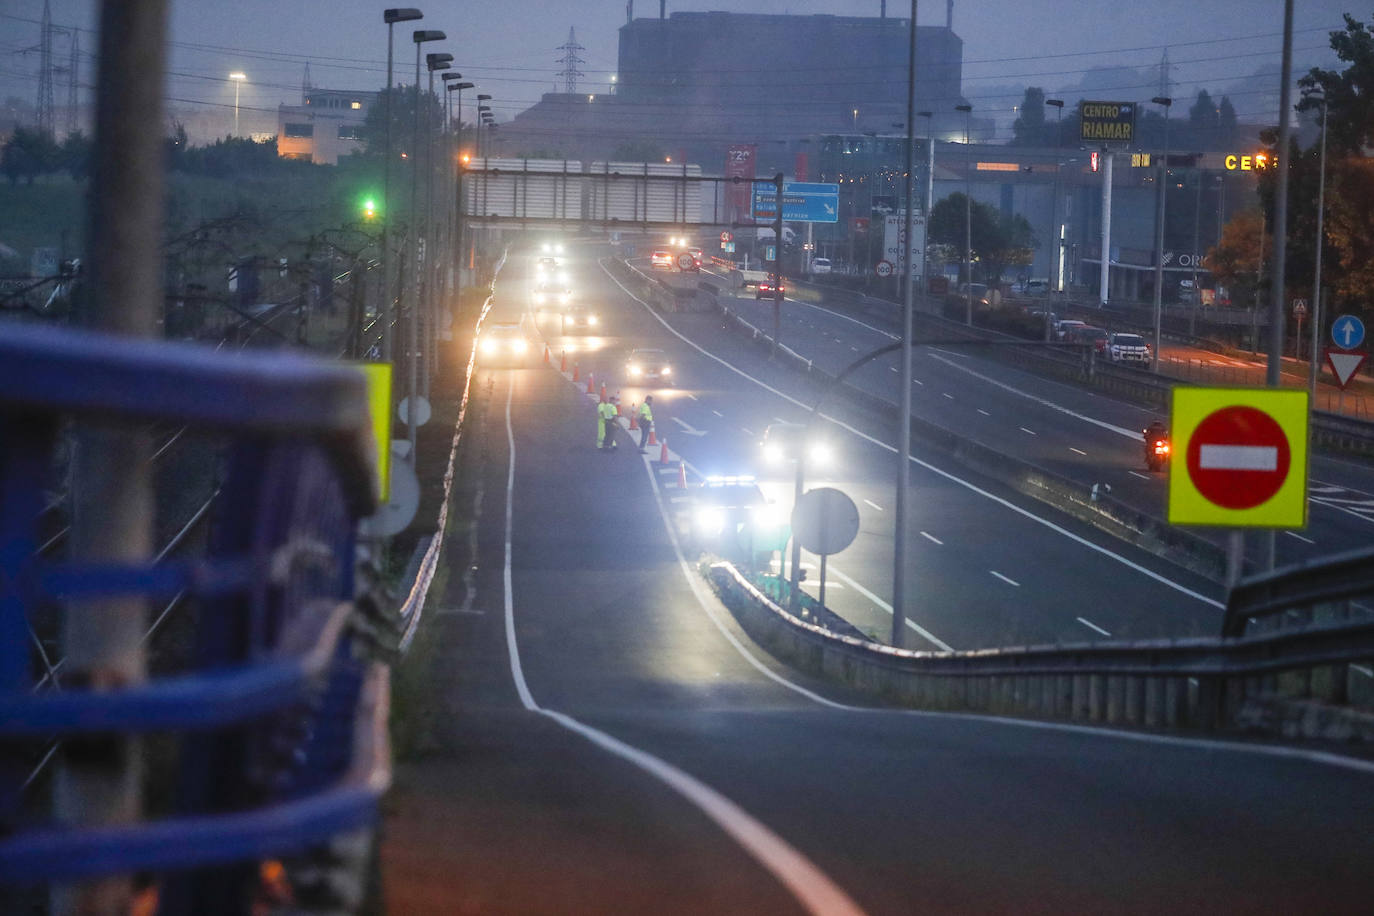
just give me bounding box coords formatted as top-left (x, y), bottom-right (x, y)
top-left (1168, 387), bottom-right (1308, 528)
top-left (355, 362), bottom-right (393, 502)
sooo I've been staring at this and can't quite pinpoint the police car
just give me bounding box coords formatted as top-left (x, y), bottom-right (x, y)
top-left (688, 475), bottom-right (786, 560)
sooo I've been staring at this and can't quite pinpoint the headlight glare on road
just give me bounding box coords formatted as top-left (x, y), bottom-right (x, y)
top-left (532, 292), bottom-right (545, 304)
top-left (588, 315), bottom-right (599, 326)
top-left (694, 506), bottom-right (725, 536)
top-left (512, 339), bottom-right (528, 354)
top-left (629, 364), bottom-right (643, 376)
top-left (809, 442), bottom-right (832, 466)
top-left (480, 338), bottom-right (497, 354)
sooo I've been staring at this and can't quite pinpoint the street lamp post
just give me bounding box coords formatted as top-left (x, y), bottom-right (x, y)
top-left (1309, 89), bottom-right (1328, 399)
top-left (381, 8), bottom-right (423, 362)
top-left (228, 71), bottom-right (245, 136)
top-left (1045, 98), bottom-right (1064, 342)
top-left (955, 104), bottom-right (973, 325)
top-left (1150, 95), bottom-right (1172, 371)
top-left (423, 53), bottom-right (452, 402)
top-left (916, 110), bottom-right (933, 306)
top-left (476, 94), bottom-right (492, 260)
top-left (449, 82), bottom-right (474, 283)
top-left (407, 28), bottom-right (445, 457)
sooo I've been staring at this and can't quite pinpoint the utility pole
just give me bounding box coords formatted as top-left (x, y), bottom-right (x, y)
top-left (772, 172), bottom-right (784, 358)
top-left (1268, 0), bottom-right (1295, 388)
top-left (59, 3), bottom-right (169, 913)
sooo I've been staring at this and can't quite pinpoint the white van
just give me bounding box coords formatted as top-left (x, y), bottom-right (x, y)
top-left (810, 257), bottom-right (832, 276)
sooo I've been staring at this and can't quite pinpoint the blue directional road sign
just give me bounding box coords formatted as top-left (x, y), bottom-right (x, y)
top-left (1332, 314), bottom-right (1366, 350)
top-left (751, 181), bottom-right (840, 223)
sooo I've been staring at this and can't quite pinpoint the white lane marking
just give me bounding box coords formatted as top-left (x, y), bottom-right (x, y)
top-left (712, 409), bottom-right (725, 417)
top-left (742, 427), bottom-right (755, 436)
top-left (850, 346), bottom-right (860, 352)
top-left (1285, 531), bottom-right (1316, 544)
top-left (1129, 471), bottom-right (1152, 480)
top-left (1354, 665), bottom-right (1373, 678)
top-left (942, 393), bottom-right (955, 400)
top-left (774, 417), bottom-right (789, 424)
top-left (804, 581), bottom-right (847, 591)
top-left (671, 416), bottom-right (708, 436)
top-left (670, 496), bottom-right (690, 503)
top-left (863, 499), bottom-right (884, 511)
top-left (889, 366), bottom-right (899, 372)
top-left (826, 564), bottom-right (954, 652)
top-left (920, 531), bottom-right (943, 545)
top-left (1070, 447), bottom-right (1087, 456)
top-left (501, 380), bottom-right (866, 916)
top-left (1019, 427), bottom-right (1037, 436)
top-left (1076, 617), bottom-right (1112, 636)
top-left (1200, 445), bottom-right (1277, 471)
top-left (927, 352), bottom-right (1141, 439)
top-left (977, 408), bottom-right (991, 416)
top-left (796, 300), bottom-right (898, 340)
top-left (990, 571), bottom-right (1021, 587)
top-left (913, 379), bottom-right (924, 386)
top-left (686, 393), bottom-right (699, 400)
top-left (601, 260), bottom-right (1224, 610)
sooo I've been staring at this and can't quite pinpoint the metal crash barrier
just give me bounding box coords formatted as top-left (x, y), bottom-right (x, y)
top-left (0, 322), bottom-right (388, 910)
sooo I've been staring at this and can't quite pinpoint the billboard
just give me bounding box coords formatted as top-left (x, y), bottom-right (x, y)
top-left (725, 144), bottom-right (757, 219)
top-left (1079, 101), bottom-right (1136, 145)
top-left (883, 213), bottom-right (926, 278)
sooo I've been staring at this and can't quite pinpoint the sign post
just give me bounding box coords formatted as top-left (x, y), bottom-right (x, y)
top-left (1168, 387), bottom-right (1310, 585)
top-left (791, 487), bottom-right (860, 610)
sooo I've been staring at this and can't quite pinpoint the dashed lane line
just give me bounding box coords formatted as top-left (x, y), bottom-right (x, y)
top-left (863, 499), bottom-right (884, 511)
top-left (1285, 531), bottom-right (1316, 544)
top-left (1076, 617), bottom-right (1112, 636)
top-left (825, 563), bottom-right (955, 652)
top-left (1070, 447), bottom-right (1087, 456)
top-left (990, 571), bottom-right (1021, 587)
top-left (920, 531), bottom-right (943, 545)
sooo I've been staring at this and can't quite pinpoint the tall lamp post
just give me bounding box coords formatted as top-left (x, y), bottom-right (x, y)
top-left (228, 71), bottom-right (245, 136)
top-left (423, 53), bottom-right (452, 401)
top-left (407, 28), bottom-right (445, 458)
top-left (1308, 88), bottom-right (1328, 399)
top-left (381, 8), bottom-right (423, 362)
top-left (476, 94), bottom-right (492, 255)
top-left (917, 110), bottom-right (933, 306)
top-left (955, 103), bottom-right (973, 325)
top-left (1150, 95), bottom-right (1172, 371)
top-left (441, 71), bottom-right (462, 131)
top-left (1045, 98), bottom-right (1064, 342)
top-left (449, 81), bottom-right (474, 281)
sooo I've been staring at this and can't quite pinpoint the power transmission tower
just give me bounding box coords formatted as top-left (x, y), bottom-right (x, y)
top-left (64, 30), bottom-right (78, 135)
top-left (555, 27), bottom-right (585, 95)
top-left (1157, 48), bottom-right (1174, 99)
top-left (36, 0), bottom-right (54, 134)
top-left (303, 62), bottom-right (312, 104)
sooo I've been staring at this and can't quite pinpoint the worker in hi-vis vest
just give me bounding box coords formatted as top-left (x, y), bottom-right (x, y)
top-left (598, 399), bottom-right (619, 451)
top-left (636, 396), bottom-right (654, 451)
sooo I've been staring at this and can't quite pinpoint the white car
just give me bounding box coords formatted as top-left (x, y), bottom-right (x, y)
top-left (810, 257), bottom-right (832, 276)
top-left (1108, 332), bottom-right (1151, 366)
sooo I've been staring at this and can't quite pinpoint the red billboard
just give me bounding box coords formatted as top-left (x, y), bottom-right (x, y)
top-left (725, 144), bottom-right (757, 219)
top-left (794, 151), bottom-right (809, 183)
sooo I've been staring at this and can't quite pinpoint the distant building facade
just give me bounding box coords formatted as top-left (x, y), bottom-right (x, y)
top-left (276, 89), bottom-right (376, 165)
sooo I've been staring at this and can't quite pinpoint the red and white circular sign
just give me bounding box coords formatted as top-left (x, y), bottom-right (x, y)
top-left (875, 259), bottom-right (893, 278)
top-left (1185, 405), bottom-right (1291, 509)
top-left (720, 231), bottom-right (733, 242)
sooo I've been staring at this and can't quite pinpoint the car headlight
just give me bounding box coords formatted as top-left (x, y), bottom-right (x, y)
top-left (588, 315), bottom-right (598, 326)
top-left (532, 292), bottom-right (545, 304)
top-left (560, 292), bottom-right (572, 304)
top-left (661, 366), bottom-right (671, 376)
top-left (555, 244), bottom-right (565, 254)
top-left (751, 503), bottom-right (784, 529)
top-left (694, 506), bottom-right (725, 536)
top-left (628, 365), bottom-right (642, 376)
top-left (808, 442), bottom-right (832, 466)
top-left (480, 339), bottom-right (496, 354)
top-left (511, 339), bottom-right (528, 354)
top-left (762, 443), bottom-right (784, 465)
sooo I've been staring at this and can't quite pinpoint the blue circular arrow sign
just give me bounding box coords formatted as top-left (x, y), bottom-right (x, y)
top-left (1331, 314), bottom-right (1366, 350)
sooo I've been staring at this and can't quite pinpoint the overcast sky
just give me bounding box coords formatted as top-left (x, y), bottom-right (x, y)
top-left (1, 0), bottom-right (1360, 139)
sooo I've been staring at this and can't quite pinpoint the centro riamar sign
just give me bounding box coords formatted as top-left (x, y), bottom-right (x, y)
top-left (1080, 101), bottom-right (1136, 144)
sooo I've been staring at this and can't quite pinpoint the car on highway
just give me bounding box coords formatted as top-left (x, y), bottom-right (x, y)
top-left (534, 255), bottom-right (559, 276)
top-left (1067, 325), bottom-right (1109, 353)
top-left (756, 273), bottom-right (786, 299)
top-left (1054, 319), bottom-right (1086, 341)
top-left (688, 475), bottom-right (785, 561)
top-left (687, 247), bottom-right (703, 266)
top-left (957, 282), bottom-right (992, 306)
top-left (809, 257), bottom-right (832, 276)
top-left (477, 321), bottom-right (531, 366)
top-left (1024, 278), bottom-right (1050, 296)
top-left (540, 241), bottom-right (566, 255)
top-left (531, 283), bottom-right (573, 309)
top-left (650, 250), bottom-right (674, 270)
top-left (1108, 332), bottom-right (1151, 366)
top-left (760, 422), bottom-right (833, 469)
top-left (562, 304), bottom-right (599, 333)
top-left (625, 347), bottom-right (673, 384)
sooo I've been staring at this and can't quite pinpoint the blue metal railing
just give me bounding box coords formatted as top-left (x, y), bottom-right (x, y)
top-left (0, 321), bottom-right (387, 906)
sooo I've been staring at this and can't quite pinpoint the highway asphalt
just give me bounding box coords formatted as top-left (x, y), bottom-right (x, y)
top-left (382, 241), bottom-right (1374, 913)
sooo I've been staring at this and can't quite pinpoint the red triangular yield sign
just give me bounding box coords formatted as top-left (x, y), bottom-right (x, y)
top-left (1326, 349), bottom-right (1368, 390)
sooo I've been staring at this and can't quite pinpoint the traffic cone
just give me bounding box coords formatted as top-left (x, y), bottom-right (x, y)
top-left (599, 382), bottom-right (607, 403)
top-left (616, 394), bottom-right (625, 417)
top-left (659, 438), bottom-right (669, 464)
top-left (543, 344), bottom-right (550, 364)
top-left (586, 373), bottom-right (595, 395)
top-left (572, 362), bottom-right (580, 381)
top-left (629, 404), bottom-right (638, 430)
top-left (678, 460), bottom-right (687, 488)
top-left (560, 350), bottom-right (567, 372)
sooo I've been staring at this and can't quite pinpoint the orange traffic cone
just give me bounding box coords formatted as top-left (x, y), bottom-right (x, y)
top-left (647, 428), bottom-right (658, 446)
top-left (572, 362), bottom-right (580, 381)
top-left (659, 438), bottom-right (669, 464)
top-left (599, 382), bottom-right (607, 403)
top-left (616, 394), bottom-right (625, 416)
top-left (629, 404), bottom-right (638, 430)
top-left (560, 350), bottom-right (567, 372)
top-left (543, 344), bottom-right (550, 364)
top-left (586, 373), bottom-right (595, 395)
top-left (678, 460), bottom-right (688, 488)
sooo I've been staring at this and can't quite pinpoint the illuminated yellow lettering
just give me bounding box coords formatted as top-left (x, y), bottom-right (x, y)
top-left (1241, 156), bottom-right (1252, 170)
top-left (1225, 155), bottom-right (1238, 170)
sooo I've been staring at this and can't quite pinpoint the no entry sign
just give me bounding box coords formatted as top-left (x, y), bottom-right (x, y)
top-left (1168, 387), bottom-right (1309, 528)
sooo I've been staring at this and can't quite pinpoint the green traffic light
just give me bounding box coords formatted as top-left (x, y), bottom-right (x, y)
top-left (363, 198), bottom-right (377, 220)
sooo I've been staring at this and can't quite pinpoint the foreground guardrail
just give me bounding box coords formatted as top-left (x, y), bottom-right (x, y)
top-left (0, 322), bottom-right (387, 911)
top-left (710, 555), bottom-right (1374, 741)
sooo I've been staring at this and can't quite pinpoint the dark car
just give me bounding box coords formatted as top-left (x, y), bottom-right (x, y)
top-left (759, 422), bottom-right (834, 470)
top-left (477, 321), bottom-right (531, 366)
top-left (1068, 325), bottom-right (1109, 353)
top-left (756, 273), bottom-right (786, 299)
top-left (625, 348), bottom-right (673, 385)
top-left (689, 476), bottom-right (785, 561)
